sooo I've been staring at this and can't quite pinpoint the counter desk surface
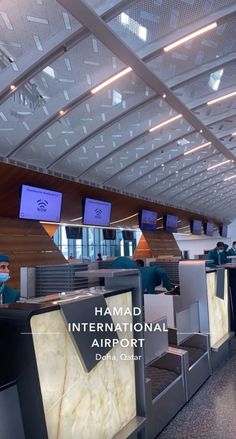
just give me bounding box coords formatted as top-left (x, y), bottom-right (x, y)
top-left (0, 286), bottom-right (146, 439)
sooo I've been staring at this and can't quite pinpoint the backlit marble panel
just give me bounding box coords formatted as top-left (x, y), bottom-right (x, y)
top-left (30, 291), bottom-right (136, 439)
top-left (206, 272), bottom-right (229, 347)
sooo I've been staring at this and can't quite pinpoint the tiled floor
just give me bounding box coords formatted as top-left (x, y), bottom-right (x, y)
top-left (158, 343), bottom-right (236, 439)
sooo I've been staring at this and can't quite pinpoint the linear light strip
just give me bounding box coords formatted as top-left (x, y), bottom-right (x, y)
top-left (163, 22), bottom-right (217, 52)
top-left (110, 212), bottom-right (138, 224)
top-left (184, 141), bottom-right (211, 155)
top-left (207, 160), bottom-right (231, 171)
top-left (70, 217), bottom-right (82, 222)
top-left (224, 175), bottom-right (236, 181)
top-left (207, 90), bottom-right (236, 106)
top-left (91, 67), bottom-right (132, 94)
top-left (149, 114), bottom-right (182, 133)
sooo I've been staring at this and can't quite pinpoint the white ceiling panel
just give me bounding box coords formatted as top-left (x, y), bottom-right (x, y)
top-left (1, 0), bottom-right (236, 221)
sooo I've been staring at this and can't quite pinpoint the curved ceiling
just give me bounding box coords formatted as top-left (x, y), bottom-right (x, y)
top-left (1, 0), bottom-right (236, 222)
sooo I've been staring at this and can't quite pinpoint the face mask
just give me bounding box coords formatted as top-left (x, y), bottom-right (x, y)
top-left (0, 273), bottom-right (10, 283)
top-left (218, 249), bottom-right (224, 253)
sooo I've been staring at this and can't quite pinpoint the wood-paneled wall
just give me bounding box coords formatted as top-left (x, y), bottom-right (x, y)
top-left (134, 230), bottom-right (181, 259)
top-left (0, 217), bottom-right (66, 290)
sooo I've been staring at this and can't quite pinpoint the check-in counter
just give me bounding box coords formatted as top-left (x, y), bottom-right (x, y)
top-left (144, 261), bottom-right (219, 401)
top-left (222, 262), bottom-right (236, 332)
top-left (144, 314), bottom-right (186, 438)
top-left (186, 262), bottom-right (232, 370)
top-left (0, 275), bottom-right (146, 439)
top-left (145, 261), bottom-right (232, 379)
top-left (76, 269), bottom-right (187, 438)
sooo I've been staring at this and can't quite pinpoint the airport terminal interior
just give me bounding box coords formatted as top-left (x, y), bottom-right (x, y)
top-left (2, 1), bottom-right (236, 438)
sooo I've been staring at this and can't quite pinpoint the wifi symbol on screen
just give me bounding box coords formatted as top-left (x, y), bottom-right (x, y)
top-left (94, 208), bottom-right (102, 217)
top-left (37, 199), bottom-right (48, 209)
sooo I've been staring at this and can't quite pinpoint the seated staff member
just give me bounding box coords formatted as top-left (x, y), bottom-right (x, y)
top-left (227, 242), bottom-right (236, 260)
top-left (0, 254), bottom-right (20, 304)
top-left (207, 242), bottom-right (228, 267)
top-left (111, 256), bottom-right (172, 293)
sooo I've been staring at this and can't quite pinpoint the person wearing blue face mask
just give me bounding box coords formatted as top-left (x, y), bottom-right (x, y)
top-left (206, 242), bottom-right (228, 267)
top-left (0, 254), bottom-right (20, 304)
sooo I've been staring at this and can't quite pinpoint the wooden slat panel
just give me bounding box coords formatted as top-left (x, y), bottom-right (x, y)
top-left (0, 217), bottom-right (66, 290)
top-left (134, 231), bottom-right (181, 259)
top-left (0, 163), bottom-right (219, 227)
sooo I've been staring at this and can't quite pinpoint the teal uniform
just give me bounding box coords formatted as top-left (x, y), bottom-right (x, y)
top-left (0, 283), bottom-right (20, 304)
top-left (227, 247), bottom-right (236, 263)
top-left (206, 248), bottom-right (228, 267)
top-left (227, 248), bottom-right (236, 256)
top-left (111, 257), bottom-right (172, 293)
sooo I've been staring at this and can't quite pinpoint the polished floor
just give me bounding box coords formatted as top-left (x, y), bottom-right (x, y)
top-left (158, 342), bottom-right (236, 439)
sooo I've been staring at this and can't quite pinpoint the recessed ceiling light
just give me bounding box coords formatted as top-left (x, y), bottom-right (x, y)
top-left (59, 110), bottom-right (65, 115)
top-left (10, 84), bottom-right (16, 90)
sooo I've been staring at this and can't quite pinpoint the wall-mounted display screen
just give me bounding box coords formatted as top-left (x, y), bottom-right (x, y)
top-left (65, 226), bottom-right (82, 240)
top-left (163, 214), bottom-right (178, 233)
top-left (219, 224), bottom-right (228, 238)
top-left (19, 184), bottom-right (62, 222)
top-left (122, 230), bottom-right (134, 241)
top-left (190, 219), bottom-right (202, 235)
top-left (103, 229), bottom-right (116, 240)
top-left (139, 209), bottom-right (157, 231)
top-left (203, 222), bottom-right (214, 236)
top-left (83, 198), bottom-right (112, 227)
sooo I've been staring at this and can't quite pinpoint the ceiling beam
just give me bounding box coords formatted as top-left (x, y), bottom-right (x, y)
top-left (0, 0), bottom-right (137, 104)
top-left (101, 123), bottom-right (236, 187)
top-left (191, 187), bottom-right (236, 211)
top-left (57, 0), bottom-right (236, 164)
top-left (7, 21), bottom-right (236, 162)
top-left (164, 148), bottom-right (236, 201)
top-left (146, 156), bottom-right (233, 200)
top-left (139, 5), bottom-right (236, 62)
top-left (131, 151), bottom-right (222, 195)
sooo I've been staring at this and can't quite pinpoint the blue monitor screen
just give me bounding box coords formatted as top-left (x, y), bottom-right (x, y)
top-left (219, 224), bottom-right (228, 238)
top-left (19, 184), bottom-right (62, 222)
top-left (164, 214), bottom-right (178, 233)
top-left (191, 219), bottom-right (202, 235)
top-left (204, 222), bottom-right (214, 236)
top-left (139, 209), bottom-right (157, 231)
top-left (83, 198), bottom-right (112, 227)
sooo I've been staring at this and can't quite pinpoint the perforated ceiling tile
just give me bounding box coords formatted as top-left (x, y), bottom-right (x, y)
top-left (148, 17), bottom-right (236, 84)
top-left (1, 0), bottom-right (236, 221)
top-left (84, 116), bottom-right (193, 185)
top-left (25, 71), bottom-right (155, 169)
top-left (0, 0), bottom-right (80, 71)
top-left (0, 34), bottom-right (126, 153)
top-left (108, 0), bottom-right (236, 52)
top-left (83, 0), bottom-right (121, 15)
top-left (174, 61), bottom-right (236, 106)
